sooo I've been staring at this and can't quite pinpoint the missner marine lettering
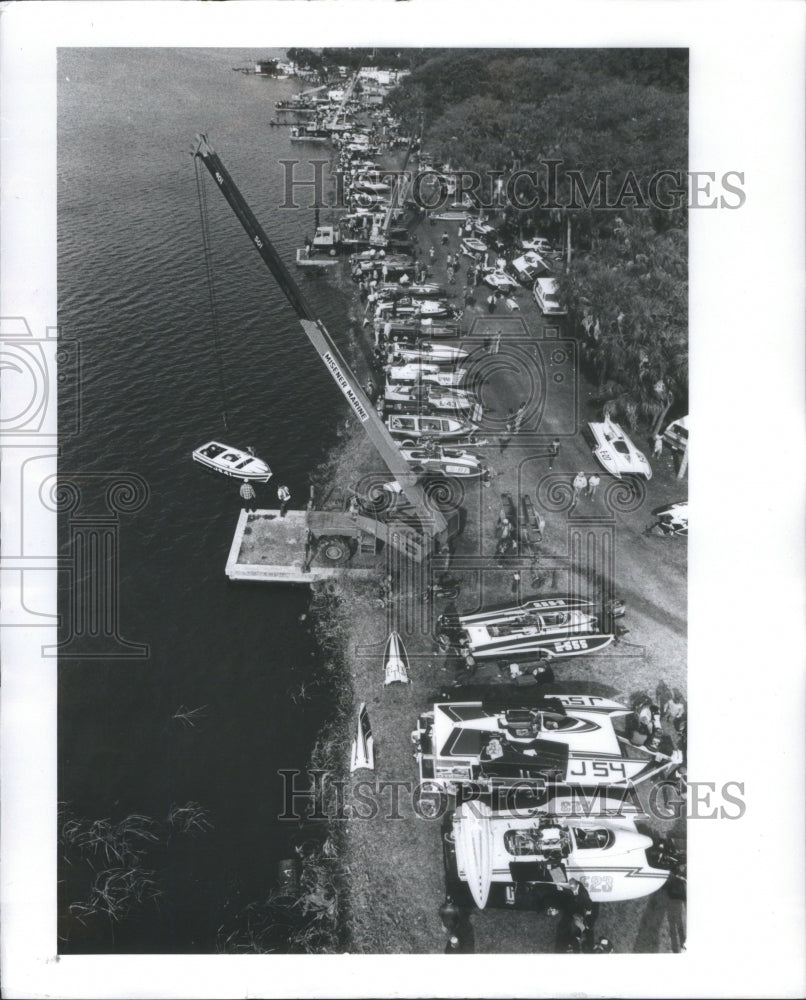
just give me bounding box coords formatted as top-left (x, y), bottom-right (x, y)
top-left (321, 351), bottom-right (370, 422)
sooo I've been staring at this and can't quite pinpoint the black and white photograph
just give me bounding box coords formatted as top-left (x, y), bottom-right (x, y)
top-left (1, 2), bottom-right (804, 998)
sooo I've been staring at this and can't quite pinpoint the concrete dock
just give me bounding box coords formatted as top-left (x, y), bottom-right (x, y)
top-left (225, 509), bottom-right (381, 583)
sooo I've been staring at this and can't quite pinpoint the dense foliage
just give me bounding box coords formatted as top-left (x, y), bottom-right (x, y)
top-left (387, 49), bottom-right (689, 428)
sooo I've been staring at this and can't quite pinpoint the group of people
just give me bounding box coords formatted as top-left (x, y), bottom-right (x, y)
top-left (438, 880), bottom-right (615, 955)
top-left (239, 480), bottom-right (291, 517)
top-left (571, 470), bottom-right (601, 505)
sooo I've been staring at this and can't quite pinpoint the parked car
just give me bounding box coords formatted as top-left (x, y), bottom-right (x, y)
top-left (519, 236), bottom-right (556, 255)
top-left (533, 277), bottom-right (567, 315)
top-left (509, 251), bottom-right (553, 285)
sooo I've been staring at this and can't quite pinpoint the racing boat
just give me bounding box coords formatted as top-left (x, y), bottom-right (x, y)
top-left (411, 694), bottom-right (652, 790)
top-left (390, 343), bottom-right (469, 365)
top-left (350, 702), bottom-right (375, 771)
top-left (385, 413), bottom-right (477, 444)
top-left (375, 299), bottom-right (451, 319)
top-left (378, 282), bottom-right (447, 300)
top-left (383, 383), bottom-right (475, 415)
top-left (446, 799), bottom-right (670, 909)
top-left (387, 364), bottom-right (467, 388)
top-left (651, 500), bottom-right (688, 535)
top-left (589, 417), bottom-right (652, 479)
top-left (384, 631), bottom-right (410, 685)
top-left (438, 597), bottom-right (615, 660)
top-left (400, 443), bottom-right (487, 479)
top-left (192, 441), bottom-right (272, 483)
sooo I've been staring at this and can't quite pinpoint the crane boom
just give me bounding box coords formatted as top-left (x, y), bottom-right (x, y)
top-left (192, 134), bottom-right (448, 545)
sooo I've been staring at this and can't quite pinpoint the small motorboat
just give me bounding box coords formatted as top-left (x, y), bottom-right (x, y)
top-left (192, 441), bottom-right (272, 482)
top-left (384, 631), bottom-right (410, 685)
top-left (350, 702), bottom-right (375, 771)
top-left (589, 417), bottom-right (652, 479)
top-left (447, 800), bottom-right (670, 909)
top-left (383, 384), bottom-right (475, 415)
top-left (459, 237), bottom-right (489, 258)
top-left (386, 413), bottom-right (477, 444)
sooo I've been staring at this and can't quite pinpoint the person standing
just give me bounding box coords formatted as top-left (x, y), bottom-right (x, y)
top-left (487, 292), bottom-right (496, 314)
top-left (653, 433), bottom-right (664, 458)
top-left (483, 334), bottom-right (492, 354)
top-left (513, 401), bottom-right (527, 432)
top-left (587, 473), bottom-right (601, 498)
top-left (457, 223), bottom-right (464, 240)
top-left (239, 479), bottom-right (257, 514)
top-left (277, 484), bottom-right (291, 517)
top-left (571, 471), bottom-right (587, 506)
top-left (492, 329), bottom-right (502, 354)
top-left (548, 437), bottom-right (560, 469)
top-left (499, 419), bottom-right (513, 453)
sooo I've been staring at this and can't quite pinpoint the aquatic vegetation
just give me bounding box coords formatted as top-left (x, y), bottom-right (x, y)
top-left (172, 704), bottom-right (209, 728)
top-left (167, 801), bottom-right (214, 836)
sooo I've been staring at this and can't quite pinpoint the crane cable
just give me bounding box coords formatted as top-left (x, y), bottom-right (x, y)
top-left (193, 154), bottom-right (230, 433)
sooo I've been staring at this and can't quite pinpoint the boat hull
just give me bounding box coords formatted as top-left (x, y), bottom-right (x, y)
top-left (192, 442), bottom-right (272, 483)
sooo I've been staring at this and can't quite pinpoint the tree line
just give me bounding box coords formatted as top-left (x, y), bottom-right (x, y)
top-left (385, 49), bottom-right (689, 431)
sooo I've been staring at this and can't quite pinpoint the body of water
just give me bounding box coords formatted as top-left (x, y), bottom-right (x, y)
top-left (57, 48), bottom-right (355, 953)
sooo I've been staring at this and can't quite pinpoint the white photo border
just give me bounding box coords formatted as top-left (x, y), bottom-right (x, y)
top-left (1, 1), bottom-right (804, 997)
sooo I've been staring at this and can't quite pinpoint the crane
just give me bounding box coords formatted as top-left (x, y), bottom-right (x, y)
top-left (192, 134), bottom-right (452, 559)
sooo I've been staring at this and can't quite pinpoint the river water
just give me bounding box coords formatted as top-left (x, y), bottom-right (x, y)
top-left (57, 48), bottom-right (357, 953)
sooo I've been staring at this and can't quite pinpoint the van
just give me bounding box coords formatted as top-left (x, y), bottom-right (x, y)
top-left (532, 277), bottom-right (567, 315)
top-left (662, 415), bottom-right (689, 452)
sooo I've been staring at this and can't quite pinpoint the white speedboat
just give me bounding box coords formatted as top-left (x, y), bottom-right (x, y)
top-left (192, 441), bottom-right (272, 483)
top-left (439, 597), bottom-right (615, 660)
top-left (400, 443), bottom-right (486, 479)
top-left (391, 343), bottom-right (468, 365)
top-left (589, 417), bottom-right (652, 479)
top-left (350, 703), bottom-right (375, 772)
top-left (447, 800), bottom-right (670, 909)
top-left (387, 364), bottom-right (467, 388)
top-left (384, 631), bottom-right (410, 685)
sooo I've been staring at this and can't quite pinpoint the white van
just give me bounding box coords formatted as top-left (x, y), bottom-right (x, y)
top-left (662, 415), bottom-right (689, 451)
top-left (532, 277), bottom-right (567, 315)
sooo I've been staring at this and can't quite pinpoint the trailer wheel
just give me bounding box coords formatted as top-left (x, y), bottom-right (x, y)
top-left (410, 464), bottom-right (425, 474)
top-left (319, 536), bottom-right (350, 564)
top-left (401, 438), bottom-right (416, 447)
